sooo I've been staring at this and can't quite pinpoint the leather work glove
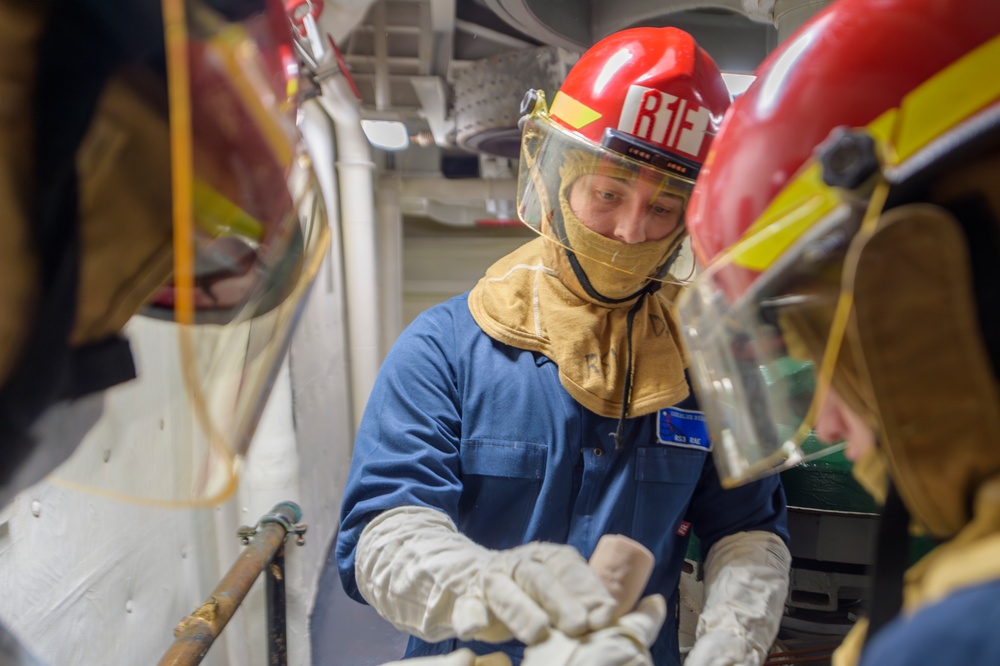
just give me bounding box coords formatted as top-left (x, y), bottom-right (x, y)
top-left (521, 594), bottom-right (667, 666)
top-left (683, 531), bottom-right (791, 666)
top-left (379, 648), bottom-right (511, 666)
top-left (356, 506), bottom-right (618, 645)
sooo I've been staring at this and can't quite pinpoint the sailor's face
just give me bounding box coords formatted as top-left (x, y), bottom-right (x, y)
top-left (568, 171), bottom-right (684, 243)
top-left (814, 387), bottom-right (876, 462)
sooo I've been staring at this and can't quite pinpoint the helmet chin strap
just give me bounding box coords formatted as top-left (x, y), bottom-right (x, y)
top-left (562, 247), bottom-right (673, 452)
top-left (611, 296), bottom-right (646, 451)
top-left (563, 246), bottom-right (662, 304)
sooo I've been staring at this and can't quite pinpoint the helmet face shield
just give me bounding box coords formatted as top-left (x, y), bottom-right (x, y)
top-left (163, 0), bottom-right (330, 502)
top-left (679, 185), bottom-right (869, 487)
top-left (52, 0), bottom-right (329, 506)
top-left (517, 93), bottom-right (699, 281)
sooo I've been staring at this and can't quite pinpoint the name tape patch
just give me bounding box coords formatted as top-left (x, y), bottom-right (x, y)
top-left (658, 406), bottom-right (711, 451)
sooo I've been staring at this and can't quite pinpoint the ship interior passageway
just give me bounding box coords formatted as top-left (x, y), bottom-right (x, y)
top-left (2, 1), bottom-right (948, 665)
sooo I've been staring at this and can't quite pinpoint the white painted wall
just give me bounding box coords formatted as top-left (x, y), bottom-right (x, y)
top-left (401, 218), bottom-right (533, 325)
top-left (0, 332), bottom-right (306, 665)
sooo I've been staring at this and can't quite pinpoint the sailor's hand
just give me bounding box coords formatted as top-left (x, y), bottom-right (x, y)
top-left (453, 542), bottom-right (618, 644)
top-left (522, 593), bottom-right (667, 666)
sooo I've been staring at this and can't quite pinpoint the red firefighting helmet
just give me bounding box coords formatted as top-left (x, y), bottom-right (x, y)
top-left (517, 27), bottom-right (730, 280)
top-left (678, 0), bottom-right (1000, 486)
top-left (552, 26), bottom-right (730, 172)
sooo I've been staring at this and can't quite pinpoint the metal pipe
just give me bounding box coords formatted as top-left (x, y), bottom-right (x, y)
top-left (158, 502), bottom-right (305, 666)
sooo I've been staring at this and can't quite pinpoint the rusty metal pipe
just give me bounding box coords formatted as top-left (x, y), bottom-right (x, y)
top-left (159, 501), bottom-right (304, 666)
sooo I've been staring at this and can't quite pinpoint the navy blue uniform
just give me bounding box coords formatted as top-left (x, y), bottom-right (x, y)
top-left (860, 579), bottom-right (1000, 666)
top-left (337, 293), bottom-right (788, 665)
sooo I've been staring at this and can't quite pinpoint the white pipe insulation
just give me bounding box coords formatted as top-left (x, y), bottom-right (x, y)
top-left (315, 74), bottom-right (381, 436)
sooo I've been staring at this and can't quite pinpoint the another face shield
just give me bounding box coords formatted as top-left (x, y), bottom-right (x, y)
top-left (52, 0), bottom-right (329, 506)
top-left (681, 26), bottom-right (1000, 489)
top-left (517, 90), bottom-right (699, 283)
top-left (678, 177), bottom-right (880, 487)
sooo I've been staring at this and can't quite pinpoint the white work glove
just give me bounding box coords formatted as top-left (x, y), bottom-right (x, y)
top-left (522, 594), bottom-right (667, 666)
top-left (379, 648), bottom-right (511, 666)
top-left (356, 506), bottom-right (618, 645)
top-left (684, 531), bottom-right (791, 666)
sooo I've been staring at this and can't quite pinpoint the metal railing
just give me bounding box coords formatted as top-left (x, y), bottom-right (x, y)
top-left (158, 501), bottom-right (308, 666)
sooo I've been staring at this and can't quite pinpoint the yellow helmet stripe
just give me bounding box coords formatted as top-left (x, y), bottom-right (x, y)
top-left (729, 32), bottom-right (1000, 272)
top-left (549, 91), bottom-right (603, 130)
top-left (893, 34), bottom-right (1000, 162)
top-left (728, 163), bottom-right (839, 272)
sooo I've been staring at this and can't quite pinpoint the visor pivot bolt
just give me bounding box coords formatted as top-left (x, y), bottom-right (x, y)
top-left (818, 127), bottom-right (878, 190)
top-left (520, 89), bottom-right (539, 115)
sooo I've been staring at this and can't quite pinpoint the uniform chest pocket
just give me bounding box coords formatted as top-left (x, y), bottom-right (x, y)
top-left (460, 439), bottom-right (547, 478)
top-left (458, 439), bottom-right (548, 548)
top-left (631, 446), bottom-right (706, 551)
top-left (634, 446), bottom-right (706, 484)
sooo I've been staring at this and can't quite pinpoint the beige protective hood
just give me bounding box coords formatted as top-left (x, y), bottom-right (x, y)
top-left (468, 232), bottom-right (690, 419)
top-left (832, 199), bottom-right (1000, 666)
top-left (851, 203), bottom-right (1000, 540)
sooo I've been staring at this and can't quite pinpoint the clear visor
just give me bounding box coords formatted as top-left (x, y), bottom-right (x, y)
top-left (52, 0), bottom-right (329, 506)
top-left (679, 31), bottom-right (1000, 486)
top-left (517, 92), bottom-right (698, 282)
top-left (678, 195), bottom-right (879, 487)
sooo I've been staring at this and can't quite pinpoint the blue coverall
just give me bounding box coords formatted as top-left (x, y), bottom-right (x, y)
top-left (860, 578), bottom-right (1000, 666)
top-left (337, 293), bottom-right (788, 665)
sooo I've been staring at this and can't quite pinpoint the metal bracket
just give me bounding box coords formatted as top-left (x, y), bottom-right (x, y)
top-left (238, 508), bottom-right (308, 547)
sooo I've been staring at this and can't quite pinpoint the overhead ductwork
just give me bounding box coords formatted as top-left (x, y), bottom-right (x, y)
top-left (480, 0), bottom-right (821, 74)
top-left (452, 45), bottom-right (577, 159)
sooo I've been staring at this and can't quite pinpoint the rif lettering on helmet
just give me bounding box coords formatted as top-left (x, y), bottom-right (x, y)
top-left (619, 85), bottom-right (710, 157)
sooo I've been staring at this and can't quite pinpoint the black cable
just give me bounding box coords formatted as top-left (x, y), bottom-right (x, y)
top-left (862, 480), bottom-right (910, 648)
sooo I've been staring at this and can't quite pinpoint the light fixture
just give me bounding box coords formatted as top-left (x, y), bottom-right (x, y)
top-left (361, 119), bottom-right (410, 151)
top-left (722, 73), bottom-right (756, 97)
